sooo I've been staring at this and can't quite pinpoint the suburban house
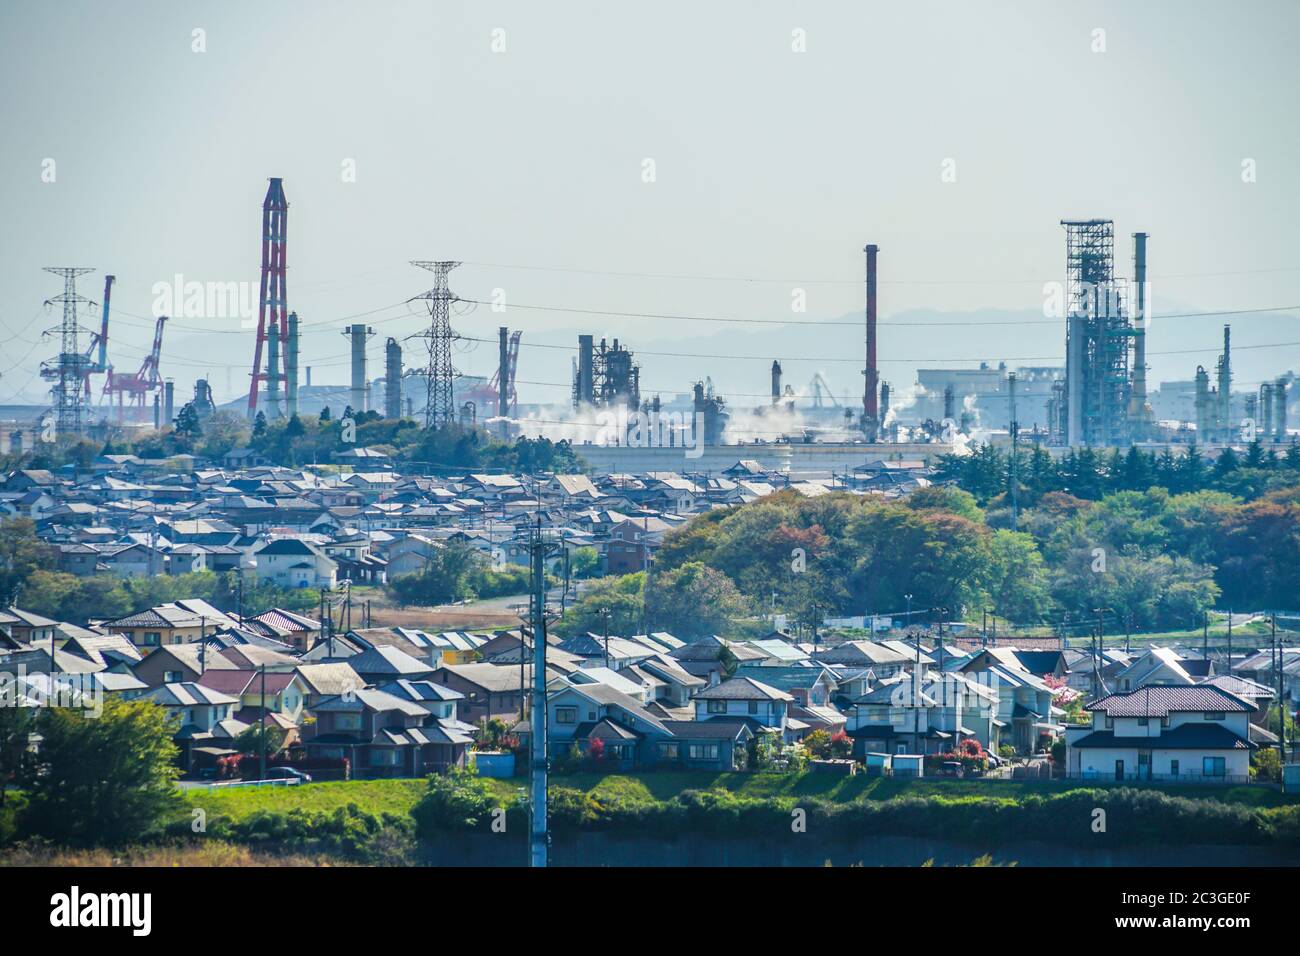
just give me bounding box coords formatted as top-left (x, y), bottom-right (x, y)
top-left (303, 687), bottom-right (472, 777)
top-left (140, 682), bottom-right (245, 770)
top-left (253, 538), bottom-right (338, 590)
top-left (693, 676), bottom-right (794, 742)
top-left (846, 671), bottom-right (1001, 756)
top-left (1063, 685), bottom-right (1257, 783)
top-left (101, 599), bottom-right (239, 649)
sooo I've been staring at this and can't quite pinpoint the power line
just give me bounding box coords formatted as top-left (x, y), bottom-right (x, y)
top-left (458, 333), bottom-right (1300, 365)
top-left (456, 298), bottom-right (1300, 329)
top-left (460, 258), bottom-right (1300, 287)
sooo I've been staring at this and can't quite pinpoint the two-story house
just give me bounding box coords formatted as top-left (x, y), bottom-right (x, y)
top-left (304, 687), bottom-right (471, 776)
top-left (846, 670), bottom-right (1000, 756)
top-left (140, 682), bottom-right (245, 771)
top-left (1063, 685), bottom-right (1256, 783)
top-left (692, 676), bottom-right (794, 742)
top-left (253, 538), bottom-right (338, 590)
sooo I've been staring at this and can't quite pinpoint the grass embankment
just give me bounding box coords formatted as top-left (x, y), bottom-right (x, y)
top-left (176, 771), bottom-right (1299, 826)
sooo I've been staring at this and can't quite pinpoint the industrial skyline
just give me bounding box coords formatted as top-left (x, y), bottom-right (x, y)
top-left (2, 0), bottom-right (1298, 440)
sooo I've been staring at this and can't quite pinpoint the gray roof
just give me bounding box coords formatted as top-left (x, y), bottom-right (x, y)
top-left (1088, 685), bottom-right (1252, 717)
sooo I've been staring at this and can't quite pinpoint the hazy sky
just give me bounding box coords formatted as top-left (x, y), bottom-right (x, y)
top-left (2, 0), bottom-right (1298, 409)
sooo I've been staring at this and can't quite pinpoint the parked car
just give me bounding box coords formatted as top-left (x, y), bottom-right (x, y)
top-left (265, 767), bottom-right (312, 783)
top-left (940, 761), bottom-right (965, 778)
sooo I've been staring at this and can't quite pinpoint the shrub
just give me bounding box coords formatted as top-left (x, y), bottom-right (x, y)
top-left (410, 768), bottom-right (500, 834)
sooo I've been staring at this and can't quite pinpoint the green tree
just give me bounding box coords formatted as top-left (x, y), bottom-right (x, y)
top-left (644, 562), bottom-right (750, 639)
top-left (0, 517), bottom-right (56, 604)
top-left (175, 402), bottom-right (203, 439)
top-left (0, 706), bottom-right (36, 806)
top-left (554, 573), bottom-right (644, 638)
top-left (25, 697), bottom-right (182, 846)
top-left (388, 541), bottom-right (485, 605)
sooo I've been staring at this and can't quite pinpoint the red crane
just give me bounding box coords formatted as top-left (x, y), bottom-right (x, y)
top-left (103, 314), bottom-right (167, 423)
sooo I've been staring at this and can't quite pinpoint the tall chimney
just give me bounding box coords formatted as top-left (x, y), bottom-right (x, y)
top-left (576, 334), bottom-right (594, 407)
top-left (498, 327), bottom-right (510, 418)
top-left (771, 360), bottom-right (782, 406)
top-left (385, 337), bottom-right (403, 419)
top-left (1276, 376), bottom-right (1288, 441)
top-left (345, 323), bottom-right (370, 413)
top-left (266, 316), bottom-right (282, 418)
top-left (286, 311), bottom-right (299, 416)
top-left (863, 244), bottom-right (880, 442)
top-left (1129, 233), bottom-right (1149, 437)
top-left (163, 380), bottom-right (175, 426)
top-left (1218, 325), bottom-right (1232, 443)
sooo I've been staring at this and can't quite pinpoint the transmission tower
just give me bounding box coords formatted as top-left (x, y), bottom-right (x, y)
top-left (40, 267), bottom-right (95, 439)
top-left (409, 260), bottom-right (461, 428)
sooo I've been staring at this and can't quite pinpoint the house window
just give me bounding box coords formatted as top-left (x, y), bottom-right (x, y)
top-left (370, 749), bottom-right (400, 767)
top-left (143, 632), bottom-right (161, 646)
top-left (1161, 716), bottom-right (1170, 728)
top-left (1202, 756), bottom-right (1226, 777)
top-left (1204, 712), bottom-right (1225, 721)
top-left (748, 700), bottom-right (759, 715)
top-left (1170, 759), bottom-right (1180, 777)
top-left (688, 743), bottom-right (719, 760)
top-left (1104, 715), bottom-right (1113, 729)
top-left (706, 700), bottom-right (727, 714)
top-left (335, 713), bottom-right (361, 730)
top-left (556, 706), bottom-right (577, 725)
top-left (164, 671), bottom-right (182, 683)
top-left (658, 742), bottom-right (679, 760)
top-left (1137, 717), bottom-right (1148, 726)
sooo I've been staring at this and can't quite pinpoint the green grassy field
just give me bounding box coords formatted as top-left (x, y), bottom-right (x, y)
top-left (180, 770), bottom-right (1299, 823)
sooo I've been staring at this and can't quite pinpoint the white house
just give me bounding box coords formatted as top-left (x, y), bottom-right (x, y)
top-left (1063, 685), bottom-right (1255, 783)
top-left (253, 538), bottom-right (338, 590)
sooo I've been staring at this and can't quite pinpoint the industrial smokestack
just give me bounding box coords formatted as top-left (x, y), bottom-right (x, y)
top-left (498, 327), bottom-right (510, 418)
top-left (943, 384), bottom-right (955, 423)
top-left (154, 393), bottom-right (161, 430)
top-left (163, 380), bottom-right (175, 426)
top-left (771, 360), bottom-right (782, 406)
top-left (306, 366), bottom-right (312, 388)
top-left (1218, 325), bottom-right (1232, 444)
top-left (266, 316), bottom-right (282, 418)
top-left (1194, 366), bottom-right (1210, 440)
top-left (863, 244), bottom-right (880, 442)
top-left (879, 381), bottom-right (891, 436)
top-left (576, 334), bottom-right (594, 407)
top-left (1129, 233), bottom-right (1149, 437)
top-left (286, 312), bottom-right (299, 417)
top-left (1276, 376), bottom-right (1288, 441)
top-left (345, 323), bottom-right (372, 413)
top-left (385, 337), bottom-right (403, 419)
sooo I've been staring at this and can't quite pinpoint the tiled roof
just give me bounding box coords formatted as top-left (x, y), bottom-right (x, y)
top-left (1088, 685), bottom-right (1252, 717)
top-left (1071, 723), bottom-right (1252, 750)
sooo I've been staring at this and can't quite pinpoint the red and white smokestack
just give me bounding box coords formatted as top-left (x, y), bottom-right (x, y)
top-left (863, 243), bottom-right (880, 441)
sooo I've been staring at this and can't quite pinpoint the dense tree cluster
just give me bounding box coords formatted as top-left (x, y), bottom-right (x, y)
top-left (649, 479), bottom-right (1300, 632)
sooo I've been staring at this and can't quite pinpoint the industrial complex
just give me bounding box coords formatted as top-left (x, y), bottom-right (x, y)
top-left (5, 177), bottom-right (1293, 467)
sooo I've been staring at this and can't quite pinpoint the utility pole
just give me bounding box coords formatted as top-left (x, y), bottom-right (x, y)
top-left (259, 663), bottom-right (268, 781)
top-left (1008, 372), bottom-right (1019, 531)
top-left (809, 603), bottom-right (822, 651)
top-left (601, 607), bottom-right (611, 669)
top-left (1274, 614), bottom-right (1285, 774)
top-left (528, 517), bottom-right (550, 868)
top-left (1226, 609), bottom-right (1233, 675)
